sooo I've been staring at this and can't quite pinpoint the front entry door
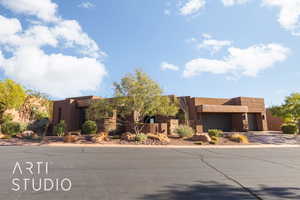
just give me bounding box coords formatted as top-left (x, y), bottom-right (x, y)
top-left (248, 113), bottom-right (258, 131)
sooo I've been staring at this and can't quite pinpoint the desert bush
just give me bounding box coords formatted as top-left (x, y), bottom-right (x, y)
top-left (194, 141), bottom-right (204, 145)
top-left (210, 136), bottom-right (220, 145)
top-left (82, 120), bottom-right (97, 134)
top-left (230, 133), bottom-right (249, 144)
top-left (54, 120), bottom-right (66, 137)
top-left (175, 125), bottom-right (194, 138)
top-left (1, 121), bottom-right (21, 136)
top-left (135, 133), bottom-right (148, 142)
top-left (281, 123), bottom-right (298, 134)
top-left (2, 135), bottom-right (12, 139)
top-left (208, 129), bottom-right (223, 137)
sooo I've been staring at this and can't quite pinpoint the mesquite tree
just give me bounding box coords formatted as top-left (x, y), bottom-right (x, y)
top-left (270, 93), bottom-right (300, 124)
top-left (0, 79), bottom-right (26, 132)
top-left (113, 69), bottom-right (179, 134)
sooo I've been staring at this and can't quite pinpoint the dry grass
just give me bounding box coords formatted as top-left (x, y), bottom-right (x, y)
top-left (230, 133), bottom-right (249, 144)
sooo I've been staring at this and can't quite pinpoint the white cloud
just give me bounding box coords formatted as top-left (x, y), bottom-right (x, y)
top-left (222, 0), bottom-right (250, 6)
top-left (1, 47), bottom-right (106, 98)
top-left (185, 37), bottom-right (197, 44)
top-left (0, 15), bottom-right (22, 36)
top-left (202, 33), bottom-right (212, 39)
top-left (180, 0), bottom-right (205, 16)
top-left (52, 20), bottom-right (103, 58)
top-left (161, 62), bottom-right (179, 71)
top-left (262, 0), bottom-right (300, 34)
top-left (0, 0), bottom-right (59, 22)
top-left (164, 9), bottom-right (171, 15)
top-left (198, 37), bottom-right (232, 53)
top-left (78, 1), bottom-right (95, 9)
top-left (183, 43), bottom-right (289, 78)
top-left (0, 0), bottom-right (107, 98)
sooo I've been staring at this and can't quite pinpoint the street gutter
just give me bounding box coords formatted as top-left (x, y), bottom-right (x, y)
top-left (43, 143), bottom-right (300, 148)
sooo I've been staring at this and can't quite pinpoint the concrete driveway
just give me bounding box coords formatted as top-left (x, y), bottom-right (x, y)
top-left (0, 146), bottom-right (300, 200)
top-left (246, 131), bottom-right (300, 145)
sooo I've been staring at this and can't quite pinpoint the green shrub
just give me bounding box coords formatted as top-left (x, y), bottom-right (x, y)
top-left (135, 133), bottom-right (148, 142)
top-left (175, 125), bottom-right (194, 138)
top-left (20, 123), bottom-right (28, 133)
top-left (281, 123), bottom-right (298, 134)
top-left (1, 121), bottom-right (21, 136)
top-left (2, 113), bottom-right (13, 123)
top-left (54, 120), bottom-right (66, 137)
top-left (82, 120), bottom-right (97, 134)
top-left (208, 129), bottom-right (223, 137)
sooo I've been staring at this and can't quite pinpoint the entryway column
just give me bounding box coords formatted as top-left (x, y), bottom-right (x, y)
top-left (242, 113), bottom-right (249, 132)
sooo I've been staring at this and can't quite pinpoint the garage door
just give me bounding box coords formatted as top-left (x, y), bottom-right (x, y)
top-left (203, 114), bottom-right (232, 132)
top-left (248, 113), bottom-right (258, 131)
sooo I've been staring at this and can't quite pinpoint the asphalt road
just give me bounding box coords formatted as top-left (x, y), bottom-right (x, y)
top-left (0, 146), bottom-right (300, 200)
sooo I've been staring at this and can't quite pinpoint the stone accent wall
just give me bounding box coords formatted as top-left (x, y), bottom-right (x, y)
top-left (168, 119), bottom-right (179, 134)
top-left (266, 109), bottom-right (283, 131)
top-left (97, 113), bottom-right (117, 133)
top-left (140, 123), bottom-right (168, 134)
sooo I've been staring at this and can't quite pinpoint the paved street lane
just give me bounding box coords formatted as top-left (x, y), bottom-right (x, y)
top-left (0, 146), bottom-right (299, 200)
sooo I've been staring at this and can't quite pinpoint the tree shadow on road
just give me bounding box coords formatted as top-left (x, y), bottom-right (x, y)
top-left (139, 181), bottom-right (300, 200)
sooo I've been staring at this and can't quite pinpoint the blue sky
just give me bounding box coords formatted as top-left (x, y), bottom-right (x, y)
top-left (0, 0), bottom-right (299, 106)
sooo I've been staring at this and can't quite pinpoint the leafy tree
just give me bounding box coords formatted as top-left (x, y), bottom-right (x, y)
top-left (113, 69), bottom-right (179, 134)
top-left (0, 79), bottom-right (26, 126)
top-left (86, 99), bottom-right (115, 121)
top-left (25, 89), bottom-right (53, 120)
top-left (270, 93), bottom-right (300, 123)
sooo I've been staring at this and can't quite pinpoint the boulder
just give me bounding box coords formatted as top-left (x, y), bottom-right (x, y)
top-left (16, 130), bottom-right (35, 138)
top-left (191, 133), bottom-right (211, 143)
top-left (63, 135), bottom-right (78, 143)
top-left (69, 132), bottom-right (81, 136)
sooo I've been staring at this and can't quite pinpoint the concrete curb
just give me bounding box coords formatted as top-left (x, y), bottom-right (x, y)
top-left (42, 143), bottom-right (300, 149)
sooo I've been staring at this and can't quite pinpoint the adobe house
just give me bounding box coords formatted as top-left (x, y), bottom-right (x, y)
top-left (177, 96), bottom-right (268, 132)
top-left (52, 95), bottom-right (268, 134)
